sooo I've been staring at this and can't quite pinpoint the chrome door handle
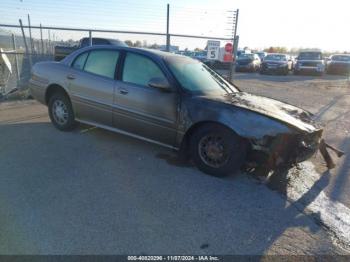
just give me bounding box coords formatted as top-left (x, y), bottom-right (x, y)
top-left (119, 89), bottom-right (128, 95)
top-left (67, 74), bottom-right (75, 80)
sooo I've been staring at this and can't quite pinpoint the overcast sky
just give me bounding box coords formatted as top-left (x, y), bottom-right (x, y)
top-left (1, 0), bottom-right (349, 52)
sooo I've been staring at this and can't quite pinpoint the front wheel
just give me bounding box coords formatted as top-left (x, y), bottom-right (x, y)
top-left (190, 124), bottom-right (248, 177)
top-left (48, 92), bottom-right (77, 131)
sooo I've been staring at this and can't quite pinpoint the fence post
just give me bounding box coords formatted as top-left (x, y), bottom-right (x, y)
top-left (48, 29), bottom-right (51, 54)
top-left (166, 4), bottom-right (170, 52)
top-left (11, 34), bottom-right (20, 82)
top-left (40, 23), bottom-right (44, 54)
top-left (19, 19), bottom-right (32, 67)
top-left (27, 14), bottom-right (34, 54)
top-left (89, 30), bottom-right (92, 46)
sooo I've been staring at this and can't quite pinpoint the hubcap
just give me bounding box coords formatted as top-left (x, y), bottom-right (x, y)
top-left (52, 99), bottom-right (68, 125)
top-left (198, 134), bottom-right (229, 168)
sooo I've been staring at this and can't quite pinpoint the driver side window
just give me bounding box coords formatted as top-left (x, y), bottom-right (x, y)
top-left (122, 52), bottom-right (167, 86)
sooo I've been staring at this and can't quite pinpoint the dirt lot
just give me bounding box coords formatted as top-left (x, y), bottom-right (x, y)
top-left (1, 73), bottom-right (350, 255)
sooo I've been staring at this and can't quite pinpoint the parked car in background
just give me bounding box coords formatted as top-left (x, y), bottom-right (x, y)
top-left (255, 51), bottom-right (267, 61)
top-left (235, 53), bottom-right (261, 72)
top-left (260, 53), bottom-right (293, 75)
top-left (294, 51), bottom-right (325, 75)
top-left (54, 37), bottom-right (128, 61)
top-left (237, 49), bottom-right (252, 56)
top-left (193, 51), bottom-right (208, 62)
top-left (326, 54), bottom-right (350, 75)
top-left (29, 46), bottom-right (324, 177)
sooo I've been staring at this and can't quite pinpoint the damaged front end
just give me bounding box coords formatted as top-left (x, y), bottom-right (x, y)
top-left (248, 129), bottom-right (344, 172)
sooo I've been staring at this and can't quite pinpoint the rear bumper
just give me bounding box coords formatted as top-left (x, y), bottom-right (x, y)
top-left (29, 79), bottom-right (46, 105)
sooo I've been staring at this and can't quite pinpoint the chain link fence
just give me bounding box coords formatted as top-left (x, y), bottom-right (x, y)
top-left (0, 4), bottom-right (238, 99)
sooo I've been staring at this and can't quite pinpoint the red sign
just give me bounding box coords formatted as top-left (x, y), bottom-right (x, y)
top-left (225, 43), bottom-right (233, 53)
top-left (223, 53), bottom-right (233, 62)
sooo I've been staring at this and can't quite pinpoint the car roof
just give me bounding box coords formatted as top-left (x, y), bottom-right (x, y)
top-left (63, 45), bottom-right (186, 65)
top-left (81, 37), bottom-right (121, 41)
top-left (266, 53), bottom-right (287, 56)
top-left (331, 54), bottom-right (350, 56)
top-left (299, 51), bottom-right (322, 53)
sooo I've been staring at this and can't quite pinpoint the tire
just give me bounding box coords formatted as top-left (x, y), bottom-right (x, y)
top-left (48, 92), bottom-right (77, 131)
top-left (189, 124), bottom-right (248, 177)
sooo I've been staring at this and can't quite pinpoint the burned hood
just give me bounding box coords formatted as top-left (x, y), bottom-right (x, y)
top-left (203, 92), bottom-right (321, 133)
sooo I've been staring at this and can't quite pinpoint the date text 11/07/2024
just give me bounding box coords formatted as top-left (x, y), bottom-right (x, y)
top-left (127, 255), bottom-right (220, 261)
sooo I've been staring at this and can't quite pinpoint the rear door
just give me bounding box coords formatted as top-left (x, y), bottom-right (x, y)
top-left (113, 51), bottom-right (178, 146)
top-left (67, 49), bottom-right (120, 126)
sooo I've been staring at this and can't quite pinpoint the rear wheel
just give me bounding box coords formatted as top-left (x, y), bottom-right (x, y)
top-left (190, 124), bottom-right (248, 177)
top-left (48, 92), bottom-right (77, 131)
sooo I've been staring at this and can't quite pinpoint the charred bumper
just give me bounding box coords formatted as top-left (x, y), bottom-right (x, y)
top-left (250, 129), bottom-right (323, 169)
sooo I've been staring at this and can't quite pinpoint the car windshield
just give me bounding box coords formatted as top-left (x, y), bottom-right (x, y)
top-left (166, 56), bottom-right (238, 95)
top-left (332, 55), bottom-right (350, 62)
top-left (238, 54), bottom-right (254, 60)
top-left (298, 52), bottom-right (322, 60)
top-left (265, 54), bottom-right (287, 61)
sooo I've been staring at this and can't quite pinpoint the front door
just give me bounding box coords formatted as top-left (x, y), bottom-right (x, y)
top-left (113, 52), bottom-right (178, 146)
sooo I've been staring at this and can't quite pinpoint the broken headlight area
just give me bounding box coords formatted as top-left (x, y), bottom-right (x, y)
top-left (247, 130), bottom-right (323, 170)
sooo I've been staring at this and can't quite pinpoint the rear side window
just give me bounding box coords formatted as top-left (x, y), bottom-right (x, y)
top-left (83, 50), bottom-right (119, 79)
top-left (122, 52), bottom-right (166, 86)
top-left (72, 52), bottom-right (88, 70)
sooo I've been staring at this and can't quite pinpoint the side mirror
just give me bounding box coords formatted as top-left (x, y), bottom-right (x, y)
top-left (148, 77), bottom-right (171, 92)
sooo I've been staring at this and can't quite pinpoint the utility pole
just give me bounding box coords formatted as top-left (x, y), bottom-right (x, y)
top-left (166, 4), bottom-right (170, 52)
top-left (233, 9), bottom-right (239, 61)
top-left (228, 9), bottom-right (239, 81)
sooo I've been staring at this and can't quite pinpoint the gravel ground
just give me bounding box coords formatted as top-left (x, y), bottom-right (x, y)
top-left (0, 99), bottom-right (348, 255)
